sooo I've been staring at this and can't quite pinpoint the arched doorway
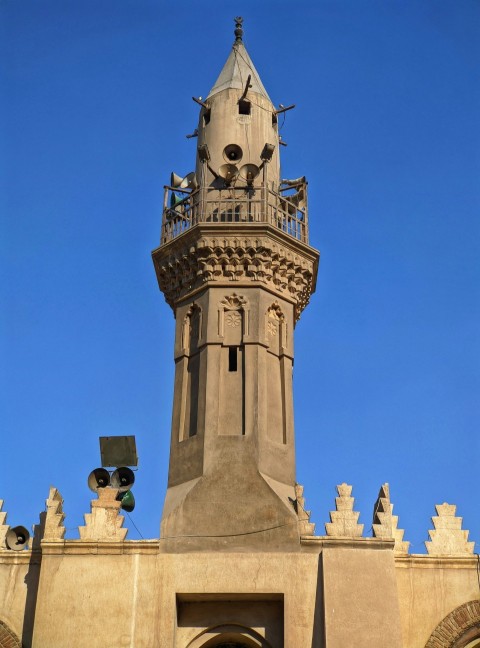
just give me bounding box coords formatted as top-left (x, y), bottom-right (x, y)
top-left (425, 601), bottom-right (480, 648)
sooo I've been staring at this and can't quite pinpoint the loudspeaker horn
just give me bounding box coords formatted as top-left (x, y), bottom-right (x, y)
top-left (239, 164), bottom-right (260, 185)
top-left (6, 526), bottom-right (30, 551)
top-left (111, 467), bottom-right (135, 493)
top-left (117, 490), bottom-right (135, 513)
top-left (88, 468), bottom-right (111, 492)
top-left (170, 171), bottom-right (198, 191)
top-left (218, 164), bottom-right (238, 184)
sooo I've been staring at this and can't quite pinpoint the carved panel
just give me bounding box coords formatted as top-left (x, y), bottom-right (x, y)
top-left (218, 293), bottom-right (249, 340)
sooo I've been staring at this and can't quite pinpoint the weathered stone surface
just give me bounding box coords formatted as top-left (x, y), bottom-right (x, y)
top-left (0, 501), bottom-right (8, 550)
top-left (79, 487), bottom-right (127, 542)
top-left (153, 226), bottom-right (318, 323)
top-left (425, 503), bottom-right (474, 555)
top-left (372, 483), bottom-right (409, 553)
top-left (294, 483), bottom-right (315, 536)
top-left (325, 483), bottom-right (364, 537)
top-left (43, 487), bottom-right (66, 541)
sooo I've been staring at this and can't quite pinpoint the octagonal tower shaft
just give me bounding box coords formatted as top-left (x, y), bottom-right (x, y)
top-left (152, 22), bottom-right (319, 550)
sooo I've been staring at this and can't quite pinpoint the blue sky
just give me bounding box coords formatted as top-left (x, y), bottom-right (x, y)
top-left (1, 1), bottom-right (479, 551)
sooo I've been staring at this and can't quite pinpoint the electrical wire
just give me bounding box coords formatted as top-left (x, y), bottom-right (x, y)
top-left (159, 518), bottom-right (299, 540)
top-left (126, 512), bottom-right (144, 540)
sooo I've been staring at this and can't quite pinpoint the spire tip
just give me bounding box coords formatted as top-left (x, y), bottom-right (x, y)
top-left (234, 16), bottom-right (243, 43)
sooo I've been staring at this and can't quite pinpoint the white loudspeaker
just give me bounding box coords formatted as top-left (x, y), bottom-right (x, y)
top-left (170, 171), bottom-right (198, 190)
top-left (218, 164), bottom-right (238, 184)
top-left (239, 164), bottom-right (260, 185)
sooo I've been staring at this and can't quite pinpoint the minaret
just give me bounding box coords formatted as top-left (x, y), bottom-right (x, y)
top-left (152, 18), bottom-right (319, 550)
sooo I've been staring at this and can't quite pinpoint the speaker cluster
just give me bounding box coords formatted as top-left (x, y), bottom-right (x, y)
top-left (87, 466), bottom-right (135, 512)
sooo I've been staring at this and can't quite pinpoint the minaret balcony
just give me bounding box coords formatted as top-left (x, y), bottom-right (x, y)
top-left (160, 184), bottom-right (309, 246)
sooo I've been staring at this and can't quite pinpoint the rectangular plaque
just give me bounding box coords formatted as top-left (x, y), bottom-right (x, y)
top-left (99, 435), bottom-right (138, 467)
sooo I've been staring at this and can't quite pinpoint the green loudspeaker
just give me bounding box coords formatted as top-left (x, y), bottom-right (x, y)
top-left (117, 490), bottom-right (135, 513)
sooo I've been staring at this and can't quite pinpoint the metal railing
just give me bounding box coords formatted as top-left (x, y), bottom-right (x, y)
top-left (160, 185), bottom-right (309, 246)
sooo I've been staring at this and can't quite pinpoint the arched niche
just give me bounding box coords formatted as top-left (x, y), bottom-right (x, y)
top-left (182, 303), bottom-right (203, 354)
top-left (265, 302), bottom-right (287, 354)
top-left (425, 600), bottom-right (480, 648)
top-left (179, 302), bottom-right (203, 440)
top-left (186, 623), bottom-right (272, 648)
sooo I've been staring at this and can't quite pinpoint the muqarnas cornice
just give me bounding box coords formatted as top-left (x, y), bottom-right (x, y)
top-left (152, 223), bottom-right (319, 322)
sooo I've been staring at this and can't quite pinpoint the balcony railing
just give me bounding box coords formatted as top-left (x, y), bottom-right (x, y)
top-left (160, 184), bottom-right (309, 246)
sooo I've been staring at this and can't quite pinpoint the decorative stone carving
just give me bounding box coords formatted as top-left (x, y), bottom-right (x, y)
top-left (153, 232), bottom-right (316, 322)
top-left (220, 293), bottom-right (248, 310)
top-left (79, 487), bottom-right (127, 542)
top-left (0, 500), bottom-right (9, 550)
top-left (325, 483), bottom-right (364, 538)
top-left (425, 503), bottom-right (474, 555)
top-left (265, 302), bottom-right (287, 349)
top-left (225, 311), bottom-right (241, 327)
top-left (372, 483), bottom-right (409, 553)
top-left (218, 293), bottom-right (249, 338)
top-left (43, 487), bottom-right (66, 541)
top-left (293, 483), bottom-right (315, 536)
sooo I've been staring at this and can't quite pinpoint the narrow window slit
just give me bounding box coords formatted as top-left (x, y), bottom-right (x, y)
top-left (228, 347), bottom-right (238, 372)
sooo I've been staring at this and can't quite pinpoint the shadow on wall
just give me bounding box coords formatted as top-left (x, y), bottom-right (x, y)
top-left (21, 511), bottom-right (45, 648)
top-left (311, 555), bottom-right (326, 648)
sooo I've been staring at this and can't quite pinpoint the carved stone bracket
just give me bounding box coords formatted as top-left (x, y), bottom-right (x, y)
top-left (153, 231), bottom-right (317, 322)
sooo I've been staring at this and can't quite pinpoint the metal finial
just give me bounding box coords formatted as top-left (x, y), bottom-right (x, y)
top-left (234, 16), bottom-right (243, 43)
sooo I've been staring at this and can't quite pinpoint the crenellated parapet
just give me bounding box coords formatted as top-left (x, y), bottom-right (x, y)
top-left (79, 487), bottom-right (128, 542)
top-left (0, 500), bottom-right (9, 550)
top-left (325, 483), bottom-right (364, 538)
top-left (43, 487), bottom-right (66, 541)
top-left (425, 503), bottom-right (475, 556)
top-left (294, 483), bottom-right (315, 536)
top-left (372, 483), bottom-right (409, 554)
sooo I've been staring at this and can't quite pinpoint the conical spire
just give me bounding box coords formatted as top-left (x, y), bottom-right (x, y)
top-left (207, 18), bottom-right (271, 101)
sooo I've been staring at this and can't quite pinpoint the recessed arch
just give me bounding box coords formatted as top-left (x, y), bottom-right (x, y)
top-left (0, 620), bottom-right (21, 648)
top-left (425, 600), bottom-right (480, 648)
top-left (185, 623), bottom-right (272, 648)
